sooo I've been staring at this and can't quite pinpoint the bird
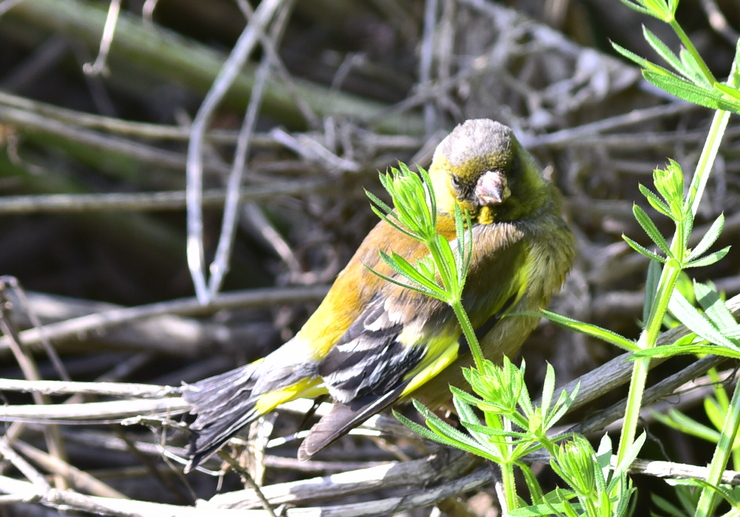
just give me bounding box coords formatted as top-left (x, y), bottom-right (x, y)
top-left (182, 119), bottom-right (575, 472)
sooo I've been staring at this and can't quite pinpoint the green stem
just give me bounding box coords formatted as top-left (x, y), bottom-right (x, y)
top-left (616, 252), bottom-right (681, 465)
top-left (669, 19), bottom-right (715, 85)
top-left (615, 353), bottom-right (650, 466)
top-left (428, 240), bottom-right (456, 296)
top-left (499, 462), bottom-right (517, 513)
top-left (500, 419), bottom-right (518, 512)
top-left (614, 49), bottom-right (740, 463)
top-left (452, 301), bottom-right (485, 370)
top-left (688, 44), bottom-right (740, 217)
top-left (695, 380), bottom-right (740, 517)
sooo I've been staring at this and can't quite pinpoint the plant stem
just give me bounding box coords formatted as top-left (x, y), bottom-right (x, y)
top-left (428, 240), bottom-right (456, 296)
top-left (615, 44), bottom-right (740, 470)
top-left (500, 419), bottom-right (518, 512)
top-left (668, 19), bottom-right (715, 85)
top-left (688, 44), bottom-right (740, 217)
top-left (451, 301), bottom-right (485, 370)
top-left (692, 49), bottom-right (740, 516)
top-left (616, 258), bottom-right (681, 465)
top-left (695, 379), bottom-right (740, 517)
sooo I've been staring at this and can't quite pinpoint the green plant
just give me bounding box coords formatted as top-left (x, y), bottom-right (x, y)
top-left (369, 2), bottom-right (740, 515)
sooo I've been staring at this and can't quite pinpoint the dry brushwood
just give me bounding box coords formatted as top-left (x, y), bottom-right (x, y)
top-left (1, 0), bottom-right (740, 515)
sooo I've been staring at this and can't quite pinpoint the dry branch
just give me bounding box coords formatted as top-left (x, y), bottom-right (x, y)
top-left (4, 0), bottom-right (425, 134)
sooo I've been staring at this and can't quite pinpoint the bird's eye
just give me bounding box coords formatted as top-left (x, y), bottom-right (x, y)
top-left (511, 156), bottom-right (520, 173)
top-left (451, 176), bottom-right (461, 189)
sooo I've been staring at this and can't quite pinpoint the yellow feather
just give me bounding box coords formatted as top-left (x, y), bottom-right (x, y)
top-left (401, 342), bottom-right (460, 397)
top-left (253, 378), bottom-right (327, 414)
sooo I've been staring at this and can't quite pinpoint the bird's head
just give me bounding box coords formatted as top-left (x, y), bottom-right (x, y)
top-left (429, 119), bottom-right (550, 225)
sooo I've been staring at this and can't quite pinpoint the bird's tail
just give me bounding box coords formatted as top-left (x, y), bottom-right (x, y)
top-left (182, 364), bottom-right (261, 472)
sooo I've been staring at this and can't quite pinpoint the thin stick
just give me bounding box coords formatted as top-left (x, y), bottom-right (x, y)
top-left (0, 179), bottom-right (333, 214)
top-left (0, 285), bottom-right (329, 354)
top-left (82, 0), bottom-right (120, 76)
top-left (186, 0), bottom-right (283, 303)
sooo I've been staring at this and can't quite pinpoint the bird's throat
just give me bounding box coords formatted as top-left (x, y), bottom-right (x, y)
top-left (476, 205), bottom-right (495, 225)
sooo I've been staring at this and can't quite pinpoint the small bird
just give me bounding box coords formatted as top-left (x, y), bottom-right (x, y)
top-left (183, 119), bottom-right (575, 471)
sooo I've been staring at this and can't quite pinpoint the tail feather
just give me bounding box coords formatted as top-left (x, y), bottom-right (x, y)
top-left (297, 382), bottom-right (407, 460)
top-left (182, 363), bottom-right (261, 472)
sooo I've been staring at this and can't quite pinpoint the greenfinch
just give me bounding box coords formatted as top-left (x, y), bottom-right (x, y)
top-left (183, 119), bottom-right (575, 471)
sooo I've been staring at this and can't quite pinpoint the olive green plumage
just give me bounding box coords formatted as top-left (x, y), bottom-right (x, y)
top-left (183, 119), bottom-right (575, 471)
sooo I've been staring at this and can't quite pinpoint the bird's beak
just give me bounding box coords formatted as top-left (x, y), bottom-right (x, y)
top-left (475, 170), bottom-right (510, 206)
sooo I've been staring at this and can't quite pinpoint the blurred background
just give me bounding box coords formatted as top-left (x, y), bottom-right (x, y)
top-left (0, 0), bottom-right (739, 515)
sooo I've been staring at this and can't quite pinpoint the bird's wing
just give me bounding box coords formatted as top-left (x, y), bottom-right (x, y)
top-left (298, 293), bottom-right (443, 459)
top-left (299, 222), bottom-right (531, 458)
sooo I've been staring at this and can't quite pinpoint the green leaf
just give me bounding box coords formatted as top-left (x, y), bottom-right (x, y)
top-left (673, 476), bottom-right (737, 504)
top-left (674, 271), bottom-right (696, 306)
top-left (460, 421), bottom-right (529, 441)
top-left (708, 369), bottom-right (731, 409)
top-left (368, 206), bottom-right (420, 243)
top-left (519, 463), bottom-right (547, 506)
top-left (622, 235), bottom-right (666, 263)
top-left (669, 290), bottom-right (740, 349)
top-left (383, 250), bottom-right (440, 290)
top-left (714, 82), bottom-right (740, 102)
top-left (643, 259), bottom-right (661, 323)
top-left (545, 383), bottom-right (580, 430)
top-left (510, 502), bottom-right (573, 517)
top-left (398, 403), bottom-right (498, 459)
top-left (704, 397), bottom-right (727, 436)
top-left (365, 261), bottom-right (440, 298)
top-left (651, 493), bottom-right (691, 517)
top-left (612, 41), bottom-right (654, 68)
top-left (634, 343), bottom-right (740, 360)
top-left (536, 310), bottom-right (639, 351)
top-left (679, 48), bottom-right (713, 87)
top-left (653, 159), bottom-right (685, 211)
top-left (695, 283), bottom-right (737, 329)
top-left (643, 70), bottom-right (740, 113)
top-left (643, 26), bottom-right (685, 76)
top-left (614, 432), bottom-right (646, 475)
top-left (452, 393), bottom-right (482, 428)
top-left (689, 214), bottom-right (725, 260)
top-left (726, 326), bottom-right (740, 341)
top-left (453, 204), bottom-right (473, 290)
top-left (595, 434), bottom-right (613, 474)
top-left (615, 0), bottom-right (658, 18)
top-left (652, 408), bottom-right (720, 442)
top-left (685, 247), bottom-right (730, 268)
top-left (377, 251), bottom-right (446, 296)
top-left (633, 204), bottom-right (670, 252)
top-left (648, 0), bottom-right (677, 19)
top-left (638, 184), bottom-right (671, 217)
top-left (395, 411), bottom-right (487, 455)
top-left (448, 385), bottom-right (485, 407)
top-left (364, 188), bottom-right (394, 215)
top-left (416, 165), bottom-right (437, 219)
top-left (539, 362), bottom-right (556, 421)
top-left (434, 234), bottom-right (458, 293)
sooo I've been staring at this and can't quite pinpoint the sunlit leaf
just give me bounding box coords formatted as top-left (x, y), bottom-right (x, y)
top-left (643, 70), bottom-right (740, 113)
top-left (685, 247), bottom-right (731, 268)
top-left (535, 310), bottom-right (638, 351)
top-left (679, 48), bottom-right (713, 87)
top-left (633, 204), bottom-right (670, 252)
top-left (689, 214), bottom-right (725, 261)
top-left (622, 235), bottom-right (666, 263)
top-left (669, 290), bottom-right (739, 349)
top-left (639, 184), bottom-right (671, 217)
top-left (634, 344), bottom-right (740, 360)
top-left (643, 26), bottom-right (684, 77)
top-left (695, 282), bottom-right (737, 329)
